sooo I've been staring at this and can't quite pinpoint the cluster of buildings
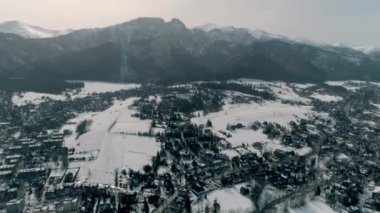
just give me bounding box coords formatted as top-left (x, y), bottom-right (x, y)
top-left (0, 82), bottom-right (379, 212)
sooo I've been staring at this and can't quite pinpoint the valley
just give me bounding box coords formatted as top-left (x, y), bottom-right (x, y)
top-left (0, 80), bottom-right (379, 212)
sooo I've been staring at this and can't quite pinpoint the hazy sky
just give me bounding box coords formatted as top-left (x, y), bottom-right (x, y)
top-left (1, 0), bottom-right (379, 46)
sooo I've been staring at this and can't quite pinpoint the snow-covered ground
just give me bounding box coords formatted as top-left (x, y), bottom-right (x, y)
top-left (269, 83), bottom-right (310, 103)
top-left (110, 107), bottom-right (151, 135)
top-left (12, 92), bottom-right (67, 106)
top-left (192, 101), bottom-right (311, 130)
top-left (226, 129), bottom-right (272, 146)
top-left (288, 199), bottom-right (335, 213)
top-left (325, 81), bottom-right (362, 91)
top-left (192, 98), bottom-right (315, 154)
top-left (0, 20), bottom-right (72, 38)
top-left (220, 149), bottom-right (240, 159)
top-left (69, 81), bottom-right (140, 98)
top-left (290, 83), bottom-right (315, 89)
top-left (12, 81), bottom-right (140, 106)
top-left (229, 79), bottom-right (310, 103)
top-left (60, 98), bottom-right (159, 185)
top-left (374, 186), bottom-right (380, 193)
top-left (192, 183), bottom-right (255, 213)
top-left (372, 103), bottom-right (380, 110)
top-left (310, 93), bottom-right (343, 102)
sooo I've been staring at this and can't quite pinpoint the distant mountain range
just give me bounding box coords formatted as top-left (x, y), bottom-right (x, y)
top-left (0, 18), bottom-right (379, 83)
top-left (0, 21), bottom-right (72, 38)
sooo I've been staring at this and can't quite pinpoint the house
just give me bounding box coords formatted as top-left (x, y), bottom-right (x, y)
top-left (6, 199), bottom-right (24, 213)
top-left (0, 164), bottom-right (15, 172)
top-left (5, 154), bottom-right (21, 164)
top-left (18, 167), bottom-right (46, 179)
top-left (42, 138), bottom-right (63, 147)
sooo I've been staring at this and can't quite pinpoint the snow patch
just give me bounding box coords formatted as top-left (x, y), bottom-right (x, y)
top-left (192, 101), bottom-right (311, 130)
top-left (310, 93), bottom-right (343, 102)
top-left (12, 92), bottom-right (66, 106)
top-left (11, 81), bottom-right (140, 106)
top-left (288, 199), bottom-right (335, 213)
top-left (70, 81), bottom-right (140, 98)
top-left (325, 81), bottom-right (363, 91)
top-left (192, 184), bottom-right (254, 212)
top-left (0, 20), bottom-right (72, 38)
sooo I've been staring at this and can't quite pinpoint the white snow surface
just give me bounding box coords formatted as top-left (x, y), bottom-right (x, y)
top-left (374, 186), bottom-right (380, 193)
top-left (70, 81), bottom-right (140, 98)
top-left (220, 149), bottom-right (240, 159)
top-left (192, 99), bottom-right (315, 154)
top-left (269, 83), bottom-right (310, 103)
top-left (325, 81), bottom-right (363, 91)
top-left (310, 93), bottom-right (343, 102)
top-left (12, 92), bottom-right (66, 106)
top-left (192, 101), bottom-right (311, 130)
top-left (11, 81), bottom-right (140, 106)
top-left (291, 83), bottom-right (315, 89)
top-left (373, 103), bottom-right (380, 110)
top-left (0, 20), bottom-right (72, 38)
top-left (229, 79), bottom-right (310, 103)
top-left (288, 199), bottom-right (335, 213)
top-left (226, 129), bottom-right (272, 146)
top-left (193, 184), bottom-right (254, 213)
top-left (60, 98), bottom-right (160, 185)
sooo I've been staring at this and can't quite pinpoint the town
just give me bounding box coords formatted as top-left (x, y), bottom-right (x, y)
top-left (0, 80), bottom-right (379, 213)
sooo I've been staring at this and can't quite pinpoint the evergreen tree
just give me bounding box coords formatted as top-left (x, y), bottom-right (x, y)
top-left (143, 165), bottom-right (152, 174)
top-left (213, 200), bottom-right (220, 213)
top-left (185, 195), bottom-right (192, 213)
top-left (206, 119), bottom-right (213, 127)
top-left (144, 198), bottom-right (150, 213)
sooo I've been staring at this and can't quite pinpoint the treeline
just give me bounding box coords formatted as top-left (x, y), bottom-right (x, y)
top-left (163, 93), bottom-right (223, 114)
top-left (0, 79), bottom-right (84, 94)
top-left (199, 82), bottom-right (275, 100)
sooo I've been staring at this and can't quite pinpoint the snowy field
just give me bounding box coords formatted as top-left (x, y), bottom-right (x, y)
top-left (190, 85), bottom-right (321, 155)
top-left (226, 129), bottom-right (271, 146)
top-left (60, 98), bottom-right (159, 185)
top-left (192, 101), bottom-right (311, 130)
top-left (310, 93), bottom-right (343, 102)
top-left (12, 92), bottom-right (66, 106)
top-left (324, 81), bottom-right (363, 91)
top-left (192, 183), bottom-right (255, 213)
top-left (110, 105), bottom-right (151, 134)
top-left (288, 198), bottom-right (335, 213)
top-left (69, 81), bottom-right (140, 98)
top-left (12, 81), bottom-right (140, 106)
top-left (229, 78), bottom-right (311, 103)
top-left (192, 100), bottom-right (311, 152)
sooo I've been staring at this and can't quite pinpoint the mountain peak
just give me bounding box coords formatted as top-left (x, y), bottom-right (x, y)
top-left (129, 17), bottom-right (166, 25)
top-left (2, 20), bottom-right (23, 25)
top-left (169, 18), bottom-right (186, 28)
top-left (0, 20), bottom-right (72, 38)
top-left (194, 23), bottom-right (236, 32)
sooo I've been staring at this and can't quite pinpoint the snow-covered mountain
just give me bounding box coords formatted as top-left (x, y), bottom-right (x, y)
top-left (194, 23), bottom-right (289, 42)
top-left (0, 21), bottom-right (72, 38)
top-left (1, 17), bottom-right (380, 83)
top-left (194, 23), bottom-right (238, 33)
top-left (332, 43), bottom-right (378, 54)
top-left (194, 23), bottom-right (379, 54)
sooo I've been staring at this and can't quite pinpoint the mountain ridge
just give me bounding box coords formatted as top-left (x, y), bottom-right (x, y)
top-left (0, 17), bottom-right (379, 83)
top-left (0, 20), bottom-right (72, 38)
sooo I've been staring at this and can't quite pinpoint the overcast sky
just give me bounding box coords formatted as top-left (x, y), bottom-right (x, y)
top-left (0, 0), bottom-right (379, 47)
